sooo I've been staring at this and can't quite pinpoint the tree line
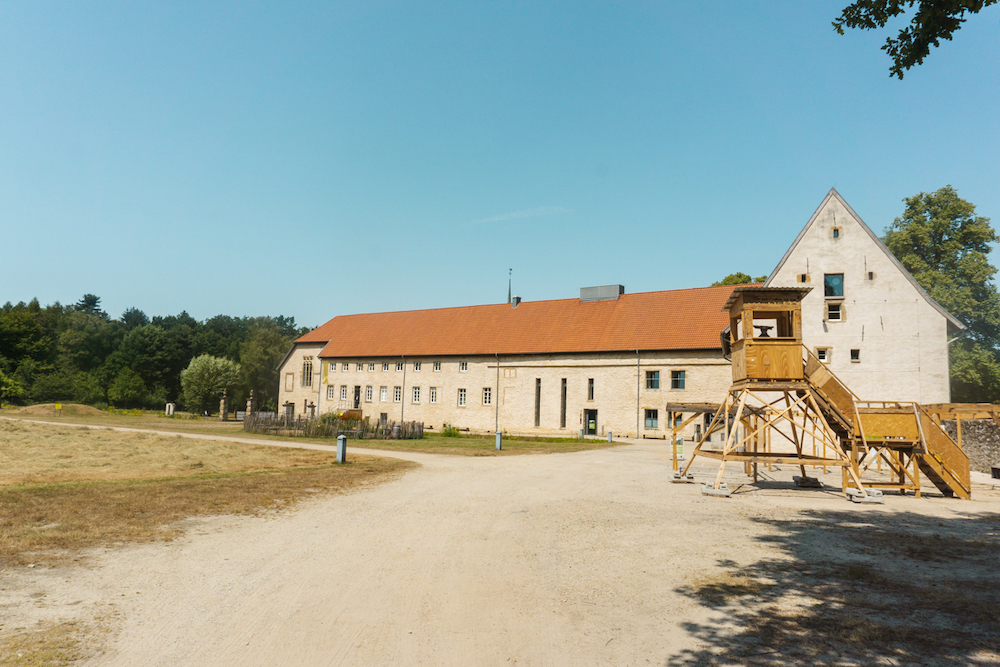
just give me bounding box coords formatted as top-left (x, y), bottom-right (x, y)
top-left (0, 295), bottom-right (309, 413)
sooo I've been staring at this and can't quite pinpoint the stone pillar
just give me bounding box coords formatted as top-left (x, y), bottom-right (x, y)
top-left (220, 389), bottom-right (229, 422)
top-left (246, 390), bottom-right (254, 415)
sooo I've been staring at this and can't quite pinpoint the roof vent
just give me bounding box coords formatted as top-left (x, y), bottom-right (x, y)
top-left (511, 296), bottom-right (521, 308)
top-left (580, 285), bottom-right (625, 302)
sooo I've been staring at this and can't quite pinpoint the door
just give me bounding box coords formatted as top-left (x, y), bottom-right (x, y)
top-left (584, 409), bottom-right (598, 435)
top-left (353, 386), bottom-right (361, 409)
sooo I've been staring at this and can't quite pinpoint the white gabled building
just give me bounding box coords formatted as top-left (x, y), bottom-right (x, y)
top-left (765, 188), bottom-right (964, 404)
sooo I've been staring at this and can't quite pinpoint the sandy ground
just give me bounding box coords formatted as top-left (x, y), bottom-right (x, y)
top-left (3, 429), bottom-right (999, 666)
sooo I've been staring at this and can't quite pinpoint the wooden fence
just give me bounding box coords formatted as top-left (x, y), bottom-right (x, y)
top-left (243, 413), bottom-right (424, 440)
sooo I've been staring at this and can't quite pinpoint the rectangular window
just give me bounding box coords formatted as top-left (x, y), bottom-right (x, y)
top-left (430, 387), bottom-right (438, 403)
top-left (368, 363), bottom-right (375, 371)
top-left (816, 348), bottom-right (830, 362)
top-left (327, 386), bottom-right (335, 400)
top-left (832, 227), bottom-right (841, 239)
top-left (587, 378), bottom-right (594, 401)
top-left (851, 349), bottom-right (861, 362)
top-left (797, 273), bottom-right (810, 283)
top-left (433, 361), bottom-right (441, 371)
top-left (645, 370), bottom-right (660, 390)
top-left (460, 361), bottom-right (468, 372)
top-left (357, 363), bottom-right (363, 372)
top-left (393, 386), bottom-right (402, 402)
top-left (645, 409), bottom-right (659, 429)
top-left (827, 303), bottom-right (843, 321)
top-left (365, 385), bottom-right (373, 402)
top-left (458, 388), bottom-right (467, 406)
top-left (866, 271), bottom-right (875, 281)
top-left (534, 379), bottom-right (541, 427)
top-left (340, 385), bottom-right (347, 401)
top-left (824, 273), bottom-right (844, 297)
top-left (412, 386), bottom-right (420, 403)
top-left (342, 363), bottom-right (349, 372)
top-left (380, 386), bottom-right (387, 402)
top-left (285, 373), bottom-right (294, 392)
top-left (382, 362), bottom-right (389, 371)
top-left (329, 361), bottom-right (336, 373)
top-left (396, 362), bottom-right (403, 371)
top-left (414, 362), bottom-right (421, 371)
top-left (302, 357), bottom-right (313, 387)
top-left (560, 378), bottom-right (567, 428)
top-left (483, 387), bottom-right (491, 405)
top-left (671, 370), bottom-right (686, 390)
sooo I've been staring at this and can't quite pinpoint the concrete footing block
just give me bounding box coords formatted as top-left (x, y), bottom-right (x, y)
top-left (794, 476), bottom-right (823, 488)
top-left (671, 472), bottom-right (696, 484)
top-left (701, 482), bottom-right (732, 497)
top-left (845, 487), bottom-right (885, 504)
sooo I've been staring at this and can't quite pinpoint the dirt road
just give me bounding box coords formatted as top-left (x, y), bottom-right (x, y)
top-left (5, 436), bottom-right (999, 666)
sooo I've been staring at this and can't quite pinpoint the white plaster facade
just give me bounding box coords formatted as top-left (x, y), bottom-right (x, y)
top-left (312, 351), bottom-right (730, 440)
top-left (765, 189), bottom-right (962, 404)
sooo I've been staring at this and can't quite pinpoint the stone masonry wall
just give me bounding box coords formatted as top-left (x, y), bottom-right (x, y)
top-left (942, 419), bottom-right (1000, 474)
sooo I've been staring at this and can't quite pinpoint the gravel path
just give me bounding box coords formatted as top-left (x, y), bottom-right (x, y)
top-left (4, 424), bottom-right (999, 666)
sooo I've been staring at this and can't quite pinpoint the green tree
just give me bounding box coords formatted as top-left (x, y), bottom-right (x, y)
top-left (107, 368), bottom-right (147, 408)
top-left (180, 355), bottom-right (242, 415)
top-left (712, 273), bottom-right (768, 286)
top-left (239, 319), bottom-right (293, 411)
top-left (883, 185), bottom-right (1000, 401)
top-left (833, 0), bottom-right (998, 79)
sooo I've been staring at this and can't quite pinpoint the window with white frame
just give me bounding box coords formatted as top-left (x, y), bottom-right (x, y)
top-left (340, 385), bottom-right (347, 400)
top-left (816, 348), bottom-right (830, 362)
top-left (393, 386), bottom-right (402, 402)
top-left (368, 363), bottom-right (375, 371)
top-left (302, 357), bottom-right (313, 387)
top-left (380, 386), bottom-right (387, 401)
top-left (483, 387), bottom-right (492, 405)
top-left (365, 385), bottom-right (373, 402)
top-left (645, 370), bottom-right (660, 389)
top-left (357, 363), bottom-right (363, 372)
top-left (827, 303), bottom-right (843, 321)
top-left (382, 362), bottom-right (389, 371)
top-left (414, 361), bottom-right (421, 371)
top-left (458, 388), bottom-right (467, 406)
top-left (396, 362), bottom-right (403, 371)
top-left (460, 361), bottom-right (468, 372)
top-left (430, 387), bottom-right (437, 403)
top-left (433, 361), bottom-right (441, 371)
top-left (671, 370), bottom-right (686, 390)
top-left (327, 386), bottom-right (335, 400)
top-left (329, 361), bottom-right (336, 373)
top-left (412, 386), bottom-right (420, 403)
top-left (342, 363), bottom-right (349, 372)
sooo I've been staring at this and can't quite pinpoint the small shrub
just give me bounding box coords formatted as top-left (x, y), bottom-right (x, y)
top-left (442, 423), bottom-right (460, 437)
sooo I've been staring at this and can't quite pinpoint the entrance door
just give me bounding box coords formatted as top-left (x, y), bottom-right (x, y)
top-left (353, 386), bottom-right (361, 409)
top-left (584, 409), bottom-right (598, 435)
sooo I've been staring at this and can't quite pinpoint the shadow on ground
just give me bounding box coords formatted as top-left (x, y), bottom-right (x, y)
top-left (669, 507), bottom-right (1000, 666)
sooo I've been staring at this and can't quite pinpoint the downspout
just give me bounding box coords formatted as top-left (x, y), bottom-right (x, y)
top-left (636, 350), bottom-right (640, 438)
top-left (401, 356), bottom-right (406, 422)
top-left (495, 353), bottom-right (500, 433)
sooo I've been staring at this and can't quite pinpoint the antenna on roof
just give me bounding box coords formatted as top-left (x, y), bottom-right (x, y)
top-left (508, 268), bottom-right (512, 304)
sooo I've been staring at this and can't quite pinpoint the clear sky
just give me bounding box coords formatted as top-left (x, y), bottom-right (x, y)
top-left (2, 1), bottom-right (998, 328)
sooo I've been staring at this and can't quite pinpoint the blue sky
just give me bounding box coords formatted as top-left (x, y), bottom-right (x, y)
top-left (2, 1), bottom-right (998, 328)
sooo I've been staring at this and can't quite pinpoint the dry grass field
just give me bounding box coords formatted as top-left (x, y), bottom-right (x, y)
top-left (0, 419), bottom-right (417, 569)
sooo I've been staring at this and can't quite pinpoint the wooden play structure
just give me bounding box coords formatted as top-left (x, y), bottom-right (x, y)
top-left (677, 286), bottom-right (972, 501)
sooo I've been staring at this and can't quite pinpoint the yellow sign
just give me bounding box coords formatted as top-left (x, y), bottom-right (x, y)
top-left (55, 404), bottom-right (62, 410)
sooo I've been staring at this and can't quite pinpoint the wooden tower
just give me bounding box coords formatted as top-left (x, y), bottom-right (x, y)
top-left (680, 286), bottom-right (881, 501)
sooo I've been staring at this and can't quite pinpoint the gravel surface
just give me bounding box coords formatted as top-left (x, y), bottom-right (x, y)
top-left (3, 434), bottom-right (999, 666)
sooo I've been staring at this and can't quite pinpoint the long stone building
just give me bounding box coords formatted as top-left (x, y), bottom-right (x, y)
top-left (278, 189), bottom-right (963, 437)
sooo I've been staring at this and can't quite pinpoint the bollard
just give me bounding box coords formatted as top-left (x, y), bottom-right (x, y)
top-left (607, 431), bottom-right (612, 443)
top-left (337, 434), bottom-right (347, 463)
top-left (495, 431), bottom-right (502, 451)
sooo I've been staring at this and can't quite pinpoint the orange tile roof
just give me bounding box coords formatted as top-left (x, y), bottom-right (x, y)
top-left (301, 285), bottom-right (734, 358)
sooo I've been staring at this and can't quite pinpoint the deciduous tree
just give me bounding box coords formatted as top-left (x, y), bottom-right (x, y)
top-left (833, 0), bottom-right (998, 79)
top-left (180, 355), bottom-right (242, 415)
